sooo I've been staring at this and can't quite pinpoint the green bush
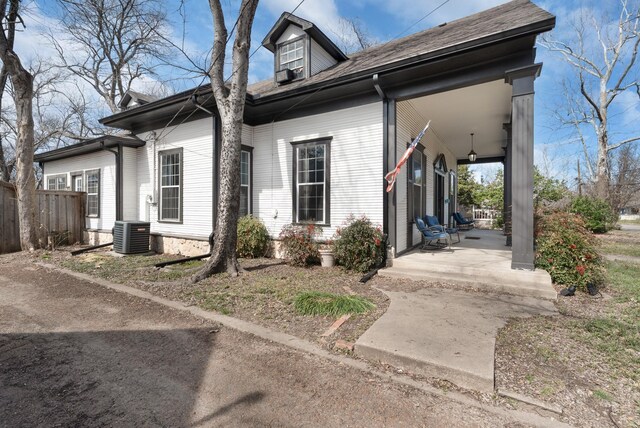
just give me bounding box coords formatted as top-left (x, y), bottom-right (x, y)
top-left (236, 215), bottom-right (271, 258)
top-left (535, 211), bottom-right (605, 289)
top-left (334, 215), bottom-right (385, 273)
top-left (279, 224), bottom-right (321, 266)
top-left (569, 196), bottom-right (617, 233)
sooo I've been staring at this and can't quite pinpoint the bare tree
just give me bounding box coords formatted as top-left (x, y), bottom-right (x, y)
top-left (333, 17), bottom-right (375, 54)
top-left (1, 60), bottom-right (97, 182)
top-left (192, 0), bottom-right (259, 281)
top-left (609, 144), bottom-right (640, 211)
top-left (540, 0), bottom-right (640, 199)
top-left (48, 0), bottom-right (169, 113)
top-left (0, 0), bottom-right (37, 249)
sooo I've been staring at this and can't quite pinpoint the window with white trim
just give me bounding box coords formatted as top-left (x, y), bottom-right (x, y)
top-left (239, 150), bottom-right (251, 217)
top-left (47, 174), bottom-right (67, 190)
top-left (86, 169), bottom-right (100, 217)
top-left (293, 139), bottom-right (330, 224)
top-left (159, 149), bottom-right (182, 222)
top-left (279, 38), bottom-right (304, 79)
top-left (408, 151), bottom-right (424, 221)
top-left (72, 173), bottom-right (83, 192)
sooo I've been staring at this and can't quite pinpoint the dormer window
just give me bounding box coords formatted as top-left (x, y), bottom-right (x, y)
top-left (279, 38), bottom-right (305, 79)
top-left (263, 13), bottom-right (348, 85)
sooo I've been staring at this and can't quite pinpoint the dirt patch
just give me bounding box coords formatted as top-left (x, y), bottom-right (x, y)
top-left (1, 258), bottom-right (528, 427)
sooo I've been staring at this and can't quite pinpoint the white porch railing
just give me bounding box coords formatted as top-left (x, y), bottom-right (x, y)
top-left (472, 206), bottom-right (501, 220)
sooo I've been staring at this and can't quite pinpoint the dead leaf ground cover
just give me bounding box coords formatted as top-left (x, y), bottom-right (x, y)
top-left (41, 250), bottom-right (389, 348)
top-left (495, 230), bottom-right (640, 428)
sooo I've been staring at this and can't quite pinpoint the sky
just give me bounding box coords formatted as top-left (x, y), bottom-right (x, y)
top-left (16, 0), bottom-right (640, 186)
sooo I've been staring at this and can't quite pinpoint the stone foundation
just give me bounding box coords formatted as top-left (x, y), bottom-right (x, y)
top-left (150, 234), bottom-right (210, 256)
top-left (83, 230), bottom-right (288, 259)
top-left (84, 230), bottom-right (114, 246)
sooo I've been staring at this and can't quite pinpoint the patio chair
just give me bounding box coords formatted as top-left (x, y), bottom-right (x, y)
top-left (451, 212), bottom-right (475, 230)
top-left (415, 217), bottom-right (451, 250)
top-left (424, 215), bottom-right (460, 244)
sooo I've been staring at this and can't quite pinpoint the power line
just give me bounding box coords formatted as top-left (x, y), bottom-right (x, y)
top-left (394, 0), bottom-right (452, 39)
top-left (155, 0), bottom-right (308, 143)
top-left (153, 0), bottom-right (256, 142)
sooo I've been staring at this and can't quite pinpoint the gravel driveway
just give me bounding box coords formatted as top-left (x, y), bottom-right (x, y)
top-left (0, 256), bottom-right (549, 427)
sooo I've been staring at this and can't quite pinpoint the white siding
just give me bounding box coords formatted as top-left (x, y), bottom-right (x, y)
top-left (135, 118), bottom-right (214, 239)
top-left (122, 147), bottom-right (138, 221)
top-left (276, 25), bottom-right (304, 44)
top-left (396, 100), bottom-right (457, 253)
top-left (310, 39), bottom-right (337, 75)
top-left (241, 123), bottom-right (254, 147)
top-left (43, 151), bottom-right (117, 231)
top-left (252, 102), bottom-right (384, 240)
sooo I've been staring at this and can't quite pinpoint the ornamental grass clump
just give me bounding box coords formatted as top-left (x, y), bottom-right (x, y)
top-left (334, 215), bottom-right (385, 273)
top-left (279, 224), bottom-right (321, 266)
top-left (236, 215), bottom-right (271, 258)
top-left (535, 210), bottom-right (605, 290)
top-left (294, 291), bottom-right (375, 317)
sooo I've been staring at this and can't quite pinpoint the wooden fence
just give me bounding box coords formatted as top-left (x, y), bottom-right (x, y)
top-left (0, 181), bottom-right (85, 254)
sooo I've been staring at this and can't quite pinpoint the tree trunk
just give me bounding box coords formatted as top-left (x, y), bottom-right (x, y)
top-left (0, 0), bottom-right (38, 250)
top-left (192, 114), bottom-right (243, 281)
top-left (13, 71), bottom-right (37, 250)
top-left (594, 124), bottom-right (609, 200)
top-left (191, 0), bottom-right (258, 282)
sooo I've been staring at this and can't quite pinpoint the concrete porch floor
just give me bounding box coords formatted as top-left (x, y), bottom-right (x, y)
top-left (379, 229), bottom-right (557, 300)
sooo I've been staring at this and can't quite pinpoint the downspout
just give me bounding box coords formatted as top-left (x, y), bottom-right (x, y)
top-left (374, 73), bottom-right (396, 257)
top-left (101, 142), bottom-right (123, 222)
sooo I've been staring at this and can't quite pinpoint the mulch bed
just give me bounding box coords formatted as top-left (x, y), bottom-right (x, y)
top-left (33, 248), bottom-right (389, 350)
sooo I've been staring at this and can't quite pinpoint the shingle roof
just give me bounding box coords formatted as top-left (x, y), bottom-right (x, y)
top-left (247, 0), bottom-right (554, 99)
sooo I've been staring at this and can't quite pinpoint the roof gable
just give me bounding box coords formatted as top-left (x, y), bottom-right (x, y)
top-left (119, 90), bottom-right (159, 110)
top-left (262, 12), bottom-right (347, 62)
top-left (248, 0), bottom-right (555, 99)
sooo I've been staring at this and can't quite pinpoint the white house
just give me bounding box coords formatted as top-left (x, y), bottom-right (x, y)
top-left (35, 0), bottom-right (555, 269)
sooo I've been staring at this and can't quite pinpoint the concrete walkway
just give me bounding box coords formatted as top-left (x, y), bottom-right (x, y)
top-left (355, 286), bottom-right (557, 393)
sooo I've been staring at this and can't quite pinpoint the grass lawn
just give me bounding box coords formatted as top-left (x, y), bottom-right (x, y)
top-left (496, 234), bottom-right (640, 428)
top-left (598, 241), bottom-right (640, 258)
top-left (619, 219), bottom-right (640, 225)
top-left (44, 249), bottom-right (388, 347)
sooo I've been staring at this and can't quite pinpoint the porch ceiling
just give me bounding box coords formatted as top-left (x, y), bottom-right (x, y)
top-left (405, 80), bottom-right (512, 160)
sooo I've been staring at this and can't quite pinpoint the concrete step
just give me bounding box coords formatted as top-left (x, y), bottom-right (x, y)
top-left (379, 264), bottom-right (557, 300)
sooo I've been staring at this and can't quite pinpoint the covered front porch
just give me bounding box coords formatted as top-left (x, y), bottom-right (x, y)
top-left (380, 229), bottom-right (556, 300)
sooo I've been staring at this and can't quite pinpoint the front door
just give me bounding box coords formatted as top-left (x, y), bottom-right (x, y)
top-left (434, 171), bottom-right (445, 224)
top-left (433, 154), bottom-right (448, 225)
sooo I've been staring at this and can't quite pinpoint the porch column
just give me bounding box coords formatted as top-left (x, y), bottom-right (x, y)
top-left (505, 64), bottom-right (541, 270)
top-left (503, 123), bottom-right (512, 247)
top-left (383, 98), bottom-right (397, 256)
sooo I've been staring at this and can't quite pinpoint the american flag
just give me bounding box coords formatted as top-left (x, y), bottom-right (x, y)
top-left (384, 121), bottom-right (431, 192)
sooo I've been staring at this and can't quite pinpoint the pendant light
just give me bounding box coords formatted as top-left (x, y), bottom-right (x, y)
top-left (468, 132), bottom-right (477, 162)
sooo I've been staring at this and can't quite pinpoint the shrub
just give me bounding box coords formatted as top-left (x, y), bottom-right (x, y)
top-left (334, 215), bottom-right (385, 273)
top-left (293, 291), bottom-right (375, 317)
top-left (535, 210), bottom-right (605, 290)
top-left (279, 224), bottom-right (321, 266)
top-left (569, 196), bottom-right (617, 233)
top-left (236, 215), bottom-right (271, 258)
